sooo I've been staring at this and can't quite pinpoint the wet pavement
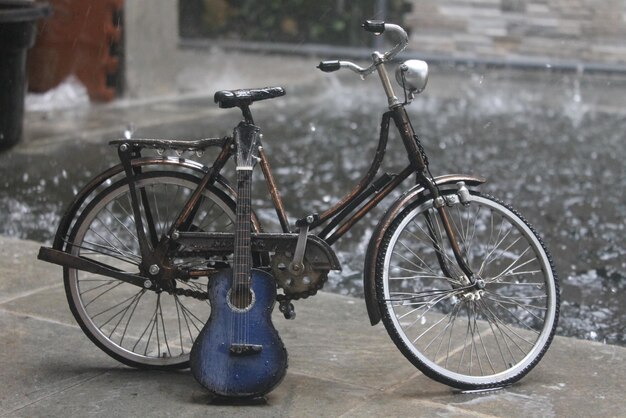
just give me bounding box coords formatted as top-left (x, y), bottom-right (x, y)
top-left (3, 61), bottom-right (625, 346)
top-left (1, 236), bottom-right (625, 417)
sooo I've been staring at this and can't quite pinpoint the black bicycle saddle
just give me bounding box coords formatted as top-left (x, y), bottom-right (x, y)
top-left (214, 87), bottom-right (286, 109)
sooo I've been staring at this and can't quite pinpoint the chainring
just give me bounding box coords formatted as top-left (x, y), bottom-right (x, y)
top-left (271, 252), bottom-right (328, 299)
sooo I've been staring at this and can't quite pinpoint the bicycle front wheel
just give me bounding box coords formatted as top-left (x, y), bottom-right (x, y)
top-left (375, 191), bottom-right (559, 389)
top-left (64, 171), bottom-right (235, 369)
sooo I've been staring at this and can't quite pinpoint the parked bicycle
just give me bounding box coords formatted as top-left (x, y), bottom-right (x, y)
top-left (39, 21), bottom-right (559, 391)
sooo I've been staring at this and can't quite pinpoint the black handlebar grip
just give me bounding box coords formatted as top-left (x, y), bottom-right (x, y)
top-left (362, 20), bottom-right (385, 33)
top-left (317, 60), bottom-right (341, 72)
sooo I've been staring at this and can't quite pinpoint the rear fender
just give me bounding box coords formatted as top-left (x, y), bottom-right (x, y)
top-left (363, 174), bottom-right (486, 326)
top-left (51, 157), bottom-right (253, 250)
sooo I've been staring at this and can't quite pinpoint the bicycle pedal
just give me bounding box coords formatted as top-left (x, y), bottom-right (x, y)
top-left (278, 300), bottom-right (296, 320)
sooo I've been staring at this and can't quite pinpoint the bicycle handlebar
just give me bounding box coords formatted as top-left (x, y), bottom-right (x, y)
top-left (317, 21), bottom-right (409, 77)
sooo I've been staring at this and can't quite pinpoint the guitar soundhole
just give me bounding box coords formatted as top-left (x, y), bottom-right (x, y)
top-left (227, 287), bottom-right (255, 312)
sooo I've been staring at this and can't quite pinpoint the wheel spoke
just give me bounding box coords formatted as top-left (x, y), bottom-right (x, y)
top-left (83, 281), bottom-right (124, 308)
top-left (150, 184), bottom-right (164, 236)
top-left (479, 299), bottom-right (536, 349)
top-left (397, 291), bottom-right (460, 331)
top-left (410, 218), bottom-right (464, 278)
top-left (421, 303), bottom-right (462, 353)
top-left (157, 294), bottom-right (173, 358)
top-left (488, 247), bottom-right (533, 283)
top-left (84, 229), bottom-right (140, 265)
top-left (106, 290), bottom-right (145, 338)
top-left (478, 217), bottom-right (511, 276)
top-left (93, 215), bottom-right (138, 257)
top-left (119, 289), bottom-right (146, 346)
top-left (394, 240), bottom-right (461, 287)
top-left (76, 238), bottom-right (141, 266)
top-left (90, 288), bottom-right (143, 321)
top-left (103, 205), bottom-right (139, 244)
top-left (484, 293), bottom-right (547, 324)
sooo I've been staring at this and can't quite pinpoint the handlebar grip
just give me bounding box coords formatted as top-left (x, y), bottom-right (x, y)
top-left (362, 20), bottom-right (385, 33)
top-left (317, 60), bottom-right (341, 72)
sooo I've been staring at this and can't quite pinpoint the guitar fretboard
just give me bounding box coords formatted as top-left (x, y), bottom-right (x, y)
top-left (232, 168), bottom-right (252, 289)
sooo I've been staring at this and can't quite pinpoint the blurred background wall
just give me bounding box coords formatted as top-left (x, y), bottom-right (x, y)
top-left (37, 0), bottom-right (626, 99)
top-left (405, 0), bottom-right (626, 67)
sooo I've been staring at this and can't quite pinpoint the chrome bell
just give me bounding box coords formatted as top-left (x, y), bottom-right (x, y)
top-left (395, 60), bottom-right (429, 96)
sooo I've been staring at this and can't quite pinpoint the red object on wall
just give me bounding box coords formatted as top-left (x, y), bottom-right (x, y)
top-left (27, 0), bottom-right (123, 102)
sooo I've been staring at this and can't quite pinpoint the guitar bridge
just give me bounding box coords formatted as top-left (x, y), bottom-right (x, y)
top-left (229, 343), bottom-right (263, 356)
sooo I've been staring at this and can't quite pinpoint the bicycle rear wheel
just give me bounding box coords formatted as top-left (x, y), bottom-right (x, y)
top-left (64, 171), bottom-right (235, 369)
top-left (375, 191), bottom-right (559, 389)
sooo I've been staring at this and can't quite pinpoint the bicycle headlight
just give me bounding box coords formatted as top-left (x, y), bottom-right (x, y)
top-left (395, 60), bottom-right (429, 95)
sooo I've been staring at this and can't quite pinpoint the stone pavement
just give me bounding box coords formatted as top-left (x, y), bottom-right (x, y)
top-left (0, 236), bottom-right (624, 417)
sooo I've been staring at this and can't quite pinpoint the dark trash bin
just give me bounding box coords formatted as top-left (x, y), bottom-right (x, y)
top-left (0, 1), bottom-right (49, 151)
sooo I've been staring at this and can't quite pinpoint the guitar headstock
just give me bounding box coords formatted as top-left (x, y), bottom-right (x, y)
top-left (234, 122), bottom-right (262, 170)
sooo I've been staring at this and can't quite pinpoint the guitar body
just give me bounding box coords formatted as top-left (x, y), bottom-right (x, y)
top-left (190, 268), bottom-right (288, 399)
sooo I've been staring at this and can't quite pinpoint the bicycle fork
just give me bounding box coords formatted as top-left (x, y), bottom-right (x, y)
top-left (391, 106), bottom-right (478, 285)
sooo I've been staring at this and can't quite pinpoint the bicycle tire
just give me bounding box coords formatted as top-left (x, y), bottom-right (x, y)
top-left (375, 190), bottom-right (559, 389)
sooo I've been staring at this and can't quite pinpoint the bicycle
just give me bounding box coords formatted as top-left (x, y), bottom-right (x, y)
top-left (38, 20), bottom-right (559, 390)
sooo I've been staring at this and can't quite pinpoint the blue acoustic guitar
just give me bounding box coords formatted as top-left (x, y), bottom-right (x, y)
top-left (190, 122), bottom-right (288, 400)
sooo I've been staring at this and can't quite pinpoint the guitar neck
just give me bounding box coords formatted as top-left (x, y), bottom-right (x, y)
top-left (233, 168), bottom-right (253, 289)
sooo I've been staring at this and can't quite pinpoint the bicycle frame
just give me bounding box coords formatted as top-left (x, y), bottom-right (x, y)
top-left (35, 21), bottom-right (559, 390)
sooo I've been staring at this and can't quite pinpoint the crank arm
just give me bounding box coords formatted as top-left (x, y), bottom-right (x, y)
top-left (38, 247), bottom-right (149, 289)
top-left (290, 214), bottom-right (319, 271)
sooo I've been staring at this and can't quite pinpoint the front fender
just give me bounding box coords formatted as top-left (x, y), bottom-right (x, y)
top-left (363, 174), bottom-right (486, 326)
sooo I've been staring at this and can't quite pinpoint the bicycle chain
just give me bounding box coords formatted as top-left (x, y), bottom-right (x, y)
top-left (168, 286), bottom-right (209, 300)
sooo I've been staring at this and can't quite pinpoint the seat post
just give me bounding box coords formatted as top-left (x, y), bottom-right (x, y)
top-left (240, 105), bottom-right (255, 124)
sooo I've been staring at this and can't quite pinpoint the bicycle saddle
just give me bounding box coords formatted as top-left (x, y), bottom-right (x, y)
top-left (214, 87), bottom-right (286, 109)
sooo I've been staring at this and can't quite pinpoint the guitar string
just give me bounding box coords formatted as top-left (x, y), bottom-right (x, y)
top-left (245, 170), bottom-right (250, 347)
top-left (240, 170), bottom-right (245, 347)
top-left (232, 132), bottom-right (256, 358)
top-left (245, 141), bottom-right (256, 350)
top-left (244, 138), bottom-right (254, 348)
top-left (237, 171), bottom-right (241, 347)
top-left (239, 171), bottom-right (246, 347)
top-left (232, 171), bottom-right (236, 348)
top-left (238, 170), bottom-right (242, 347)
top-left (243, 169), bottom-right (247, 378)
top-left (246, 168), bottom-right (252, 347)
top-left (236, 165), bottom-right (252, 347)
top-left (238, 172), bottom-right (242, 347)
top-left (242, 170), bottom-right (248, 347)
